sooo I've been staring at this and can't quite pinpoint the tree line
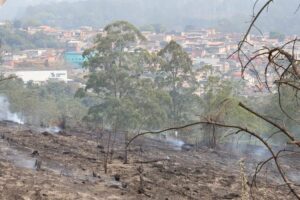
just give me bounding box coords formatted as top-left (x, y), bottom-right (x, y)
top-left (76, 21), bottom-right (282, 156)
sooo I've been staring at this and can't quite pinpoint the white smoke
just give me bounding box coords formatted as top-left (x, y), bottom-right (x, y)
top-left (166, 137), bottom-right (185, 150)
top-left (43, 126), bottom-right (61, 134)
top-left (0, 95), bottom-right (24, 124)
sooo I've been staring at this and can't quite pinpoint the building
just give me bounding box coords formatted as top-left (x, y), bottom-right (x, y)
top-left (64, 52), bottom-right (85, 68)
top-left (9, 70), bottom-right (68, 84)
top-left (66, 40), bottom-right (84, 52)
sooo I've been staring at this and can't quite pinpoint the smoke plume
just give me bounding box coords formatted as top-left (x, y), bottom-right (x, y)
top-left (0, 95), bottom-right (24, 124)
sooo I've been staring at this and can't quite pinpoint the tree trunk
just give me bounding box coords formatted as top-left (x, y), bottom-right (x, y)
top-left (124, 131), bottom-right (129, 164)
top-left (104, 131), bottom-right (112, 174)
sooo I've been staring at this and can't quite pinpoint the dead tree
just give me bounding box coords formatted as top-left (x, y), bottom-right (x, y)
top-left (125, 1), bottom-right (300, 198)
top-left (220, 0), bottom-right (300, 198)
top-left (35, 159), bottom-right (42, 171)
top-left (137, 165), bottom-right (145, 194)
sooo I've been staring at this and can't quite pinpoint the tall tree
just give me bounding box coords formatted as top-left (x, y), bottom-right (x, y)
top-left (157, 40), bottom-right (199, 126)
top-left (82, 21), bottom-right (170, 166)
top-left (83, 21), bottom-right (146, 128)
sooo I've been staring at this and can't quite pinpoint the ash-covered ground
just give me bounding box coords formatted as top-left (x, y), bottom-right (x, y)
top-left (0, 121), bottom-right (299, 200)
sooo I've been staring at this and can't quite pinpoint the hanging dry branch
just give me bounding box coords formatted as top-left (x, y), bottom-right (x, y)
top-left (125, 110), bottom-right (300, 199)
top-left (125, 1), bottom-right (300, 198)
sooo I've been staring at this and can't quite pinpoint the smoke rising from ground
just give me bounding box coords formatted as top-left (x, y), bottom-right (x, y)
top-left (0, 95), bottom-right (23, 124)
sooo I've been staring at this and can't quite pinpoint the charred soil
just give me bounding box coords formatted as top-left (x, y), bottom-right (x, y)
top-left (0, 123), bottom-right (298, 200)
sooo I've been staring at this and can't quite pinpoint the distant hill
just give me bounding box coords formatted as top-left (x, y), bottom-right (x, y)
top-left (19, 0), bottom-right (253, 31)
top-left (0, 25), bottom-right (62, 51)
top-left (0, 0), bottom-right (72, 20)
top-left (5, 0), bottom-right (300, 34)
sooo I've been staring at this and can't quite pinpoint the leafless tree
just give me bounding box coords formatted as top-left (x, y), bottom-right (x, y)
top-left (126, 1), bottom-right (300, 199)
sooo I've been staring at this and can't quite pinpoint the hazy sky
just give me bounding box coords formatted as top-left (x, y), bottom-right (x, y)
top-left (0, 0), bottom-right (254, 20)
top-left (0, 0), bottom-right (79, 19)
top-left (0, 0), bottom-right (294, 20)
top-left (1, 0), bottom-right (300, 34)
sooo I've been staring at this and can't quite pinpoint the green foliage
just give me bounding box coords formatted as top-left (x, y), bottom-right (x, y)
top-left (157, 40), bottom-right (199, 125)
top-left (0, 79), bottom-right (87, 128)
top-left (81, 20), bottom-right (280, 146)
top-left (0, 25), bottom-right (62, 51)
top-left (82, 21), bottom-right (168, 132)
top-left (198, 66), bottom-right (291, 145)
top-left (140, 24), bottom-right (166, 33)
top-left (133, 79), bottom-right (170, 129)
top-left (255, 86), bottom-right (300, 143)
top-left (81, 23), bottom-right (203, 135)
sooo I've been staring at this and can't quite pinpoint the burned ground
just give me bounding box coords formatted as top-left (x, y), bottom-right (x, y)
top-left (0, 122), bottom-right (299, 200)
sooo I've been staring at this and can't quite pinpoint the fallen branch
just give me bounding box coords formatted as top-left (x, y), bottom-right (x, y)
top-left (133, 158), bottom-right (170, 164)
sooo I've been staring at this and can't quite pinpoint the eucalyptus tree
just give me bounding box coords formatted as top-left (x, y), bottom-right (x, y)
top-left (83, 21), bottom-right (146, 128)
top-left (82, 21), bottom-right (170, 166)
top-left (156, 40), bottom-right (199, 126)
top-left (123, 78), bottom-right (170, 163)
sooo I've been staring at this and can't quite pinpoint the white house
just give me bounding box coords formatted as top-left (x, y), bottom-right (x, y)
top-left (9, 70), bottom-right (68, 84)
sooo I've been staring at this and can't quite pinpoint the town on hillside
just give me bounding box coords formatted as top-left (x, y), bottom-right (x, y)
top-left (0, 22), bottom-right (292, 96)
